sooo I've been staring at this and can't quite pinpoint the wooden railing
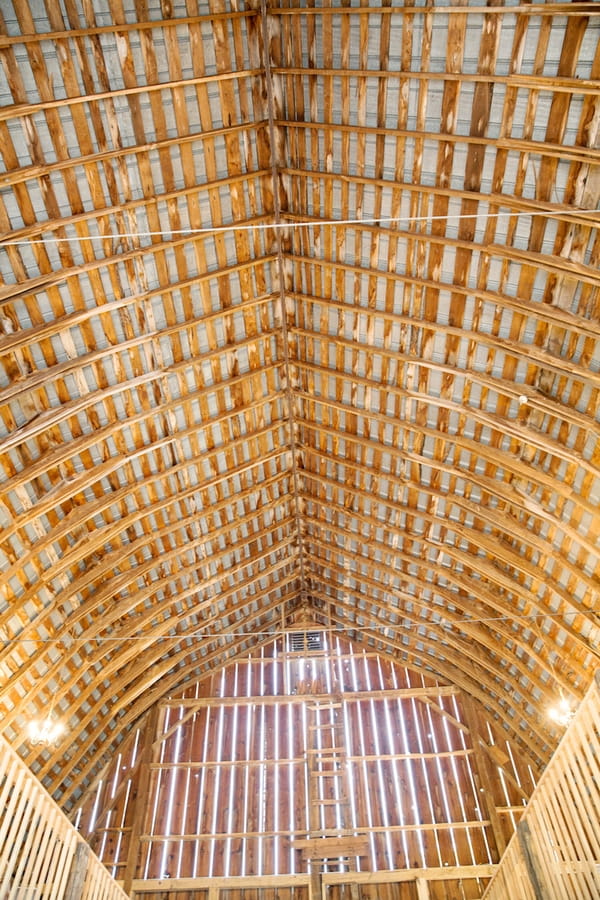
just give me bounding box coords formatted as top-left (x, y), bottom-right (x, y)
top-left (0, 735), bottom-right (129, 900)
top-left (483, 671), bottom-right (600, 900)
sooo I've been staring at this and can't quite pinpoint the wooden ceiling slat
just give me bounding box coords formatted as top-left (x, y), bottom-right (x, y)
top-left (289, 291), bottom-right (598, 401)
top-left (0, 487), bottom-right (294, 662)
top-left (0, 250), bottom-right (277, 313)
top-left (0, 69), bottom-right (263, 124)
top-left (296, 420), bottom-right (599, 601)
top-left (306, 576), bottom-right (560, 752)
top-left (284, 243), bottom-right (600, 337)
top-left (286, 218), bottom-right (600, 290)
top-left (0, 447), bottom-right (291, 635)
top-left (293, 342), bottom-right (595, 486)
top-left (272, 5), bottom-right (599, 17)
top-left (0, 0), bottom-right (597, 810)
top-left (290, 324), bottom-right (598, 435)
top-left (1, 173), bottom-right (272, 251)
top-left (303, 530), bottom-right (590, 693)
top-left (1, 534), bottom-right (298, 733)
top-left (302, 518), bottom-right (588, 697)
top-left (272, 67), bottom-right (600, 96)
top-left (294, 384), bottom-right (600, 580)
top-left (47, 593), bottom-right (299, 804)
top-left (0, 327), bottom-right (280, 452)
top-left (299, 474), bottom-right (597, 661)
top-left (0, 287), bottom-right (279, 372)
top-left (317, 603), bottom-right (552, 770)
top-left (0, 11), bottom-right (257, 48)
top-left (305, 572), bottom-right (575, 715)
top-left (276, 121), bottom-right (600, 167)
top-left (1, 383), bottom-right (284, 515)
top-left (0, 123), bottom-right (267, 193)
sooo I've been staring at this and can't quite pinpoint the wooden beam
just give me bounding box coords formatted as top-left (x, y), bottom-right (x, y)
top-left (149, 748), bottom-right (474, 769)
top-left (296, 378), bottom-right (598, 518)
top-left (44, 594), bottom-right (297, 800)
top-left (292, 836), bottom-right (369, 857)
top-left (462, 694), bottom-right (507, 860)
top-left (277, 122), bottom-right (599, 168)
top-left (292, 329), bottom-right (598, 473)
top-left (517, 820), bottom-right (549, 900)
top-left (138, 819), bottom-right (493, 843)
top-left (63, 842), bottom-right (91, 900)
top-left (286, 246), bottom-right (600, 338)
top-left (123, 706), bottom-right (160, 895)
top-left (271, 5), bottom-right (598, 17)
top-left (415, 878), bottom-right (430, 900)
top-left (272, 67), bottom-right (600, 96)
top-left (159, 684), bottom-right (459, 709)
top-left (322, 864), bottom-right (497, 884)
top-left (155, 684), bottom-right (461, 748)
top-left (321, 605), bottom-right (551, 770)
top-left (131, 874), bottom-right (312, 891)
top-left (0, 11), bottom-right (258, 48)
top-left (287, 289), bottom-right (597, 390)
top-left (130, 866), bottom-right (496, 893)
top-left (0, 69), bottom-right (265, 124)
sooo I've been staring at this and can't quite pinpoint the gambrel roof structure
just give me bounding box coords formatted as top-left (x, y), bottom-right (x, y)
top-left (0, 0), bottom-right (598, 809)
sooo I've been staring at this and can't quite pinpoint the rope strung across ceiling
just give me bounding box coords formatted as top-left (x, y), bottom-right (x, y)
top-left (1, 207), bottom-right (597, 246)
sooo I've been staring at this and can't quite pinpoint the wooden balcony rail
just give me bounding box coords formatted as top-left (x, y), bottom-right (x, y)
top-left (483, 671), bottom-right (600, 900)
top-left (0, 734), bottom-right (129, 900)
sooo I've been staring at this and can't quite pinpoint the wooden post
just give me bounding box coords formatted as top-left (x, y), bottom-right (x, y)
top-left (517, 820), bottom-right (549, 900)
top-left (461, 694), bottom-right (507, 860)
top-left (415, 878), bottom-right (431, 900)
top-left (123, 706), bottom-right (160, 895)
top-left (64, 842), bottom-right (91, 900)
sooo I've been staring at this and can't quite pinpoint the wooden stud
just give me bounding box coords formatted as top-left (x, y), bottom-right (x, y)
top-left (64, 842), bottom-right (92, 900)
top-left (124, 706), bottom-right (161, 894)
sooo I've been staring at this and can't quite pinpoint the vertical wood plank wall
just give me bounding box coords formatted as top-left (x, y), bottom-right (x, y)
top-left (0, 734), bottom-right (128, 900)
top-left (77, 636), bottom-right (537, 898)
top-left (483, 671), bottom-right (600, 900)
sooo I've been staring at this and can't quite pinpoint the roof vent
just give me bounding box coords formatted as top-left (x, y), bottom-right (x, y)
top-left (288, 631), bottom-right (324, 654)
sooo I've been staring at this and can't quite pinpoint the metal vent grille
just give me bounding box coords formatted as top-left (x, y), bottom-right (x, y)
top-left (288, 631), bottom-right (323, 653)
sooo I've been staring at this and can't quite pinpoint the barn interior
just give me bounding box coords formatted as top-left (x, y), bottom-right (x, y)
top-left (0, 1), bottom-right (599, 898)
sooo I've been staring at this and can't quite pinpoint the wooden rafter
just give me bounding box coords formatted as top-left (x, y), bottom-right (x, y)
top-left (0, 0), bottom-right (597, 822)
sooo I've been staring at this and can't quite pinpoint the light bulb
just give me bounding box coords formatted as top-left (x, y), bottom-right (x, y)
top-left (27, 717), bottom-right (64, 745)
top-left (548, 697), bottom-right (574, 728)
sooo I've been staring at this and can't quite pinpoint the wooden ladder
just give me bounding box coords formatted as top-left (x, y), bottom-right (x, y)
top-left (301, 696), bottom-right (365, 900)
